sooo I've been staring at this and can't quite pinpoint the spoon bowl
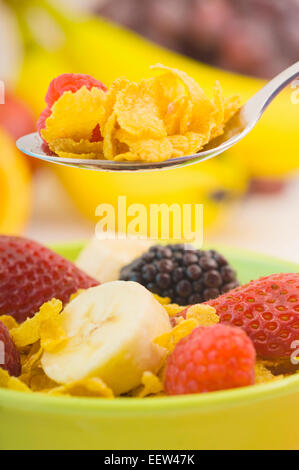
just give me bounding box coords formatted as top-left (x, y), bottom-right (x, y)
top-left (16, 61), bottom-right (298, 172)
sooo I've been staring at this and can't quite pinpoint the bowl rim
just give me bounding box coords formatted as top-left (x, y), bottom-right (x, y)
top-left (1, 373), bottom-right (298, 416)
top-left (0, 242), bottom-right (298, 415)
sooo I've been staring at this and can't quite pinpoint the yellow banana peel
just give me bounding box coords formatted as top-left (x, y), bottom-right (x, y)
top-left (55, 151), bottom-right (249, 234)
top-left (0, 127), bottom-right (32, 234)
top-left (16, 46), bottom-right (72, 116)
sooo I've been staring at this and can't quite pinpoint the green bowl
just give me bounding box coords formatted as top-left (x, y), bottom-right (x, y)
top-left (0, 243), bottom-right (298, 450)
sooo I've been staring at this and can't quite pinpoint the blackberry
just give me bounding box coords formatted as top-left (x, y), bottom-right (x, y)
top-left (119, 244), bottom-right (239, 305)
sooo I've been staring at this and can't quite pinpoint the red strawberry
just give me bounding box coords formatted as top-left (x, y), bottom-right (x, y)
top-left (0, 321), bottom-right (21, 377)
top-left (206, 273), bottom-right (299, 360)
top-left (0, 236), bottom-right (99, 323)
top-left (164, 324), bottom-right (256, 395)
top-left (37, 73), bottom-right (107, 142)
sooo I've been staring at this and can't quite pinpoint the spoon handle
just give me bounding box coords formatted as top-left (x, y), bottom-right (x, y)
top-left (244, 61), bottom-right (299, 121)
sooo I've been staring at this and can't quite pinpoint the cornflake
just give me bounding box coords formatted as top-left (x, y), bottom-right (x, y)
top-left (41, 65), bottom-right (241, 163)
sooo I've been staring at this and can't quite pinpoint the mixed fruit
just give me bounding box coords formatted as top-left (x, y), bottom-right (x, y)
top-left (37, 68), bottom-right (240, 162)
top-left (0, 236), bottom-right (298, 398)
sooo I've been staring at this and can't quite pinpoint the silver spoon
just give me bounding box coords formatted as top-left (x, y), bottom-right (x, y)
top-left (16, 61), bottom-right (298, 172)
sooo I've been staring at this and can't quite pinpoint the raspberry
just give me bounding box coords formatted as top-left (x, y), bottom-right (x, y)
top-left (164, 324), bottom-right (256, 395)
top-left (0, 236), bottom-right (99, 323)
top-left (90, 123), bottom-right (103, 142)
top-left (45, 73), bottom-right (107, 108)
top-left (37, 107), bottom-right (52, 138)
top-left (207, 273), bottom-right (299, 360)
top-left (38, 73), bottom-right (107, 141)
top-left (0, 321), bottom-right (21, 377)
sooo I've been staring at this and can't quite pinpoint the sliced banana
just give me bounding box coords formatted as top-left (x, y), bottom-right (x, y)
top-left (76, 237), bottom-right (152, 283)
top-left (42, 281), bottom-right (171, 395)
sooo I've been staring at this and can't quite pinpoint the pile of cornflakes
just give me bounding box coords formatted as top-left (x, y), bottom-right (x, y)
top-left (0, 296), bottom-right (290, 399)
top-left (41, 65), bottom-right (240, 162)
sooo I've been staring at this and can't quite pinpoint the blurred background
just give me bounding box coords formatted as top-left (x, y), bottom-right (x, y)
top-left (0, 0), bottom-right (298, 261)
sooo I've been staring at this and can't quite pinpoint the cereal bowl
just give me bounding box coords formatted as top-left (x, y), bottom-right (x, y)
top-left (0, 243), bottom-right (298, 450)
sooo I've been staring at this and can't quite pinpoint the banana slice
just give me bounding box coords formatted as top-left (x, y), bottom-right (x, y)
top-left (42, 281), bottom-right (171, 395)
top-left (76, 237), bottom-right (152, 283)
